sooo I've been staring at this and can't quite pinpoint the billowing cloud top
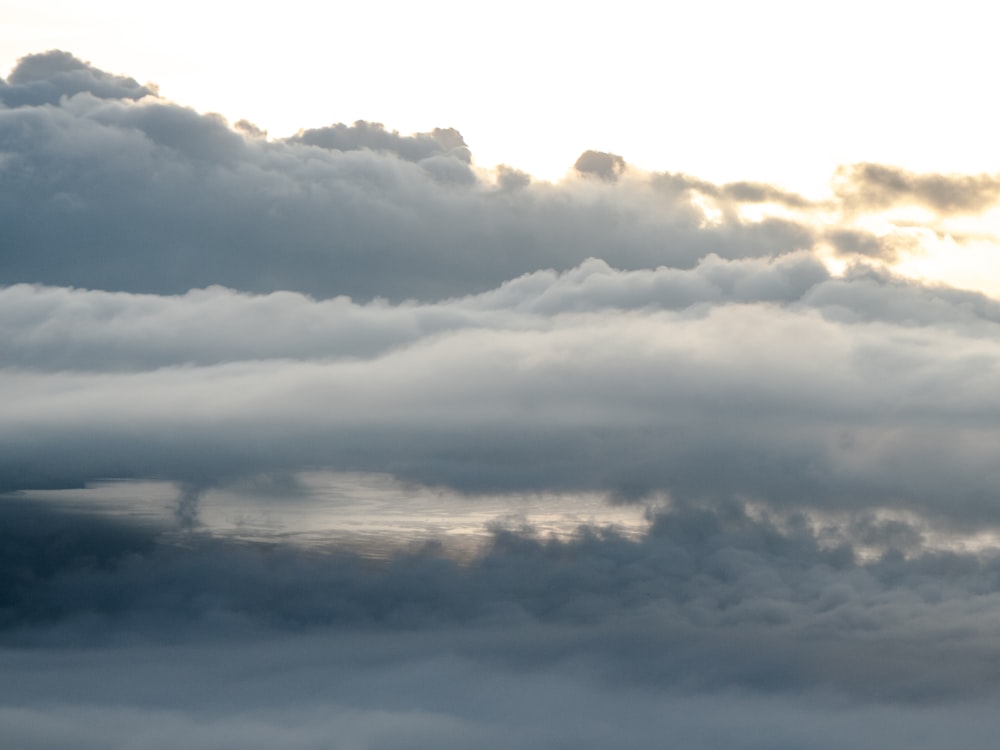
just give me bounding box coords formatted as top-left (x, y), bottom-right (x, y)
top-left (0, 54), bottom-right (826, 301)
top-left (290, 121), bottom-right (472, 164)
top-left (0, 49), bottom-right (154, 107)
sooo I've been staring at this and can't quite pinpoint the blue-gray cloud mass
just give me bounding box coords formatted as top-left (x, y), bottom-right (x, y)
top-left (3, 50), bottom-right (1000, 749)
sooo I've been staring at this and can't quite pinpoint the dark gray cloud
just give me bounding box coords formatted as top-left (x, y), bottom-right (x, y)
top-left (0, 69), bottom-right (812, 300)
top-left (835, 162), bottom-right (1000, 214)
top-left (290, 120), bottom-right (472, 163)
top-left (5, 497), bottom-right (1000, 706)
top-left (573, 149), bottom-right (626, 181)
top-left (290, 120), bottom-right (476, 184)
top-left (0, 50), bottom-right (153, 107)
top-left (1, 668), bottom-right (995, 750)
top-left (5, 494), bottom-right (1000, 747)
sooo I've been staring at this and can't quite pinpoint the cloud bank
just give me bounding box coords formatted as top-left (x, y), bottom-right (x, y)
top-left (0, 51), bottom-right (828, 302)
top-left (4, 498), bottom-right (1000, 749)
top-left (4, 50), bottom-right (1000, 749)
top-left (4, 255), bottom-right (1000, 533)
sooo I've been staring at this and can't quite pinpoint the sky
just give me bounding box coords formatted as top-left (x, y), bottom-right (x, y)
top-left (5, 0), bottom-right (1000, 295)
top-left (3, 4), bottom-right (1000, 749)
top-left (4, 0), bottom-right (1000, 187)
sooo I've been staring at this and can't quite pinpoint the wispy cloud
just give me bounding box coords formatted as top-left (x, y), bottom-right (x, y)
top-left (835, 162), bottom-right (1000, 214)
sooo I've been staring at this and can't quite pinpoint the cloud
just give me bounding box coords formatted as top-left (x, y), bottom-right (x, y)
top-left (4, 612), bottom-right (998, 750)
top-left (0, 52), bottom-right (998, 530)
top-left (573, 149), bottom-right (626, 181)
top-left (0, 252), bottom-right (829, 371)
top-left (233, 118), bottom-right (266, 139)
top-left (5, 492), bottom-right (1000, 747)
top-left (4, 256), bottom-right (1000, 530)
top-left (834, 162), bottom-right (1000, 214)
top-left (650, 173), bottom-right (817, 211)
top-left (823, 228), bottom-right (922, 262)
top-left (495, 164), bottom-right (531, 190)
top-left (5, 48), bottom-right (1000, 750)
top-left (0, 50), bottom-right (153, 107)
top-left (6, 497), bottom-right (1000, 706)
top-left (290, 120), bottom-right (472, 163)
top-left (290, 120), bottom-right (476, 184)
top-left (721, 180), bottom-right (815, 208)
top-left (0, 66), bottom-right (813, 300)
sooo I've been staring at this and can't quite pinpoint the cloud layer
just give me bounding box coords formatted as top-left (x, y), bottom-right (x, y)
top-left (4, 255), bottom-right (1000, 533)
top-left (4, 50), bottom-right (1000, 749)
top-left (0, 51), bottom-right (832, 302)
top-left (4, 498), bottom-right (1000, 748)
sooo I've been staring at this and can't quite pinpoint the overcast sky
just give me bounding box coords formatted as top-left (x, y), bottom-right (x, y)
top-left (3, 17), bottom-right (1000, 749)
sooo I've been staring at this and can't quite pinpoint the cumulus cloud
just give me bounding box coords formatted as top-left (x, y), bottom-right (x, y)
top-left (0, 50), bottom-right (153, 107)
top-left (492, 164), bottom-right (528, 191)
top-left (0, 64), bottom-right (812, 299)
top-left (290, 120), bottom-right (476, 184)
top-left (291, 120), bottom-right (471, 163)
top-left (573, 149), bottom-right (626, 181)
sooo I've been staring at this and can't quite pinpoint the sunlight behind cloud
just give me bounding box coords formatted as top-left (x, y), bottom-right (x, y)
top-left (893, 236), bottom-right (1000, 298)
top-left (18, 474), bottom-right (649, 559)
top-left (3, 0), bottom-right (998, 194)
